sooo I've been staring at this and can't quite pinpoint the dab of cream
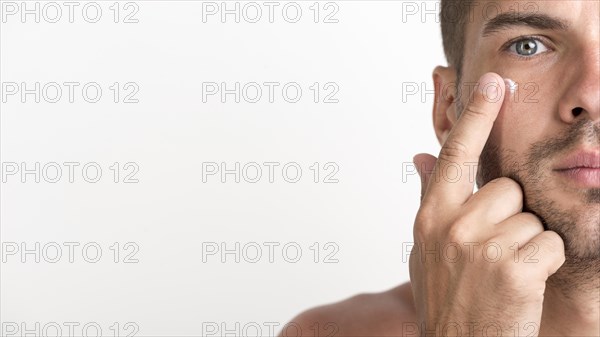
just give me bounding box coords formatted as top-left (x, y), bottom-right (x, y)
top-left (504, 78), bottom-right (518, 94)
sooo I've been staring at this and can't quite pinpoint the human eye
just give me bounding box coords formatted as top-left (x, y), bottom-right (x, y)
top-left (503, 36), bottom-right (552, 60)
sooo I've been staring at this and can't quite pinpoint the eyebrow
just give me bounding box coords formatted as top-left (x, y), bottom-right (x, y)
top-left (482, 12), bottom-right (570, 36)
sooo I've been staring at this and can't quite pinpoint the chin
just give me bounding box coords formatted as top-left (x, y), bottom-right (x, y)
top-left (524, 186), bottom-right (600, 260)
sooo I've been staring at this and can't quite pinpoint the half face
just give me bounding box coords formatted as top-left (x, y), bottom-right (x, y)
top-left (453, 1), bottom-right (599, 262)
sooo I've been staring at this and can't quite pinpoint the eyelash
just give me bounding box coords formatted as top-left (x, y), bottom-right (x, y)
top-left (502, 35), bottom-right (553, 61)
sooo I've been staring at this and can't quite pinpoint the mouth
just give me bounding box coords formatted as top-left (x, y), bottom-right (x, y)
top-left (553, 149), bottom-right (600, 188)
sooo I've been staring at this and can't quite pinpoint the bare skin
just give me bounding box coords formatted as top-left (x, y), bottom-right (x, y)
top-left (281, 1), bottom-right (599, 336)
top-left (280, 283), bottom-right (416, 337)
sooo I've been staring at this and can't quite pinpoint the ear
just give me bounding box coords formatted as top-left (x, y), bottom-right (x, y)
top-left (432, 65), bottom-right (459, 146)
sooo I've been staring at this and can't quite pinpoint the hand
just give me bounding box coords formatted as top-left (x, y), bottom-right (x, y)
top-left (408, 72), bottom-right (565, 337)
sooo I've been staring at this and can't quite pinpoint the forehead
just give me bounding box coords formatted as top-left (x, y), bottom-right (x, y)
top-left (464, 0), bottom-right (598, 37)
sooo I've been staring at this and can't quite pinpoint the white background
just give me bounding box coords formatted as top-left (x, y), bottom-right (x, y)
top-left (1, 0), bottom-right (445, 335)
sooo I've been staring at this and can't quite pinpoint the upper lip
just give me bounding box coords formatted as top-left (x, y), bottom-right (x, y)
top-left (554, 149), bottom-right (600, 170)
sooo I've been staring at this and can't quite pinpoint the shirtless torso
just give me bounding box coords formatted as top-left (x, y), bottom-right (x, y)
top-left (281, 282), bottom-right (417, 337)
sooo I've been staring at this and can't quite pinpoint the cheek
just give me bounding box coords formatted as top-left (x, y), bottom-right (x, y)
top-left (489, 88), bottom-right (549, 158)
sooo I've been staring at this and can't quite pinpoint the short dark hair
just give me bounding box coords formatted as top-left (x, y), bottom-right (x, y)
top-left (440, 0), bottom-right (474, 80)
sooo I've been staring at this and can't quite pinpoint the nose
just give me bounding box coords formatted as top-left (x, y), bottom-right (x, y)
top-left (558, 45), bottom-right (600, 124)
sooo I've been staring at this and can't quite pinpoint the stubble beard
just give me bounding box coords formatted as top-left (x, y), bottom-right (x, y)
top-left (475, 117), bottom-right (599, 292)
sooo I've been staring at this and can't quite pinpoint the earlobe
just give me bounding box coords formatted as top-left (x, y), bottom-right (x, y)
top-left (431, 65), bottom-right (458, 146)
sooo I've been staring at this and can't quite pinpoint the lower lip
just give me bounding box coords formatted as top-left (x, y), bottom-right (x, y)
top-left (555, 168), bottom-right (600, 188)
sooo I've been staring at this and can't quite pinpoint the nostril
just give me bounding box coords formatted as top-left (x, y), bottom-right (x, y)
top-left (572, 107), bottom-right (584, 117)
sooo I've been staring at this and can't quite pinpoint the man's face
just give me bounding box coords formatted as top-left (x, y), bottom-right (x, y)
top-left (456, 1), bottom-right (599, 264)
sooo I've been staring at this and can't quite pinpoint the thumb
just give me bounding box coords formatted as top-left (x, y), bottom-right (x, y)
top-left (412, 153), bottom-right (437, 202)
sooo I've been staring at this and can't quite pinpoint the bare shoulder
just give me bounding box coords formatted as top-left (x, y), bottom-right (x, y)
top-left (279, 282), bottom-right (417, 337)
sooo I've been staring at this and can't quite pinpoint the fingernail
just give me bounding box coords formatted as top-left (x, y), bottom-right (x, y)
top-left (479, 73), bottom-right (498, 96)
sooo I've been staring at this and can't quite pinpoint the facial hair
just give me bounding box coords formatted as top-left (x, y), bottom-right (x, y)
top-left (476, 117), bottom-right (599, 290)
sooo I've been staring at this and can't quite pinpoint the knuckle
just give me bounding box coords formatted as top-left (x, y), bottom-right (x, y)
top-left (439, 139), bottom-right (469, 161)
top-left (446, 216), bottom-right (471, 241)
top-left (414, 207), bottom-right (434, 225)
top-left (487, 177), bottom-right (524, 204)
top-left (462, 103), bottom-right (489, 119)
top-left (489, 177), bottom-right (522, 194)
top-left (413, 208), bottom-right (436, 238)
top-left (497, 263), bottom-right (528, 287)
top-left (538, 231), bottom-right (565, 253)
top-left (516, 212), bottom-right (544, 228)
top-left (413, 224), bottom-right (429, 241)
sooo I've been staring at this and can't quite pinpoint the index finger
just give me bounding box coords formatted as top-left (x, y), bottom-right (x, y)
top-left (424, 72), bottom-right (507, 206)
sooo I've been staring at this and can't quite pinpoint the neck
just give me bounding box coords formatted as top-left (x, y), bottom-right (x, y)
top-left (540, 261), bottom-right (600, 337)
